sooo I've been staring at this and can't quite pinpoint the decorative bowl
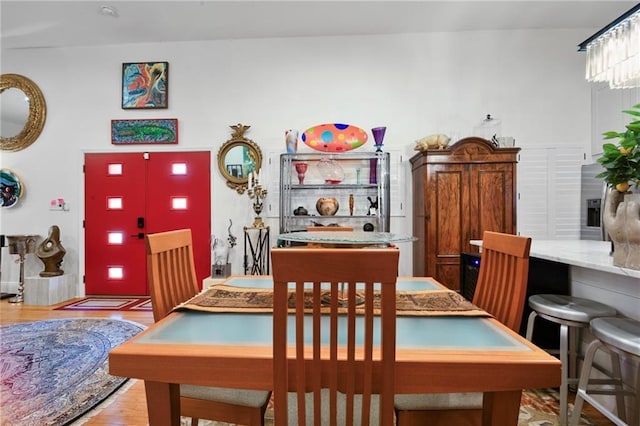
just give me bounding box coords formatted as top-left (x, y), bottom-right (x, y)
top-left (316, 198), bottom-right (339, 216)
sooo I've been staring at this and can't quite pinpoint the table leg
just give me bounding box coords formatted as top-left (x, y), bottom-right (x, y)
top-left (144, 381), bottom-right (181, 426)
top-left (482, 390), bottom-right (522, 426)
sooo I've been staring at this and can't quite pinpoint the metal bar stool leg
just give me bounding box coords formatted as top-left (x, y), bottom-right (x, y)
top-left (632, 366), bottom-right (640, 426)
top-left (569, 338), bottom-right (602, 426)
top-left (559, 323), bottom-right (569, 425)
top-left (569, 326), bottom-right (579, 390)
top-left (610, 351), bottom-right (627, 423)
top-left (526, 311), bottom-right (537, 341)
top-left (570, 318), bottom-right (639, 426)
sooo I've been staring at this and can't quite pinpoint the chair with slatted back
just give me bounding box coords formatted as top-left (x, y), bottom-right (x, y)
top-left (145, 228), bottom-right (271, 426)
top-left (271, 247), bottom-right (400, 425)
top-left (395, 231), bottom-right (532, 426)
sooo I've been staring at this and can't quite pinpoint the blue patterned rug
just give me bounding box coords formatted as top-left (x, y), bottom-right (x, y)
top-left (0, 318), bottom-right (144, 425)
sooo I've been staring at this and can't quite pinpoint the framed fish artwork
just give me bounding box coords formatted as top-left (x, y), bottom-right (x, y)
top-left (111, 118), bottom-right (178, 145)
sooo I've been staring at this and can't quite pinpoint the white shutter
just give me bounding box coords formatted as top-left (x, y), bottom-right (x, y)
top-left (517, 146), bottom-right (583, 239)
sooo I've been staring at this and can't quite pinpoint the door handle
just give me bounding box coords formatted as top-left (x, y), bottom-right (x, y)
top-left (131, 232), bottom-right (145, 239)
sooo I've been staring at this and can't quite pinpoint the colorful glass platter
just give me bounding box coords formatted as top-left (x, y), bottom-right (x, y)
top-left (301, 123), bottom-right (368, 152)
top-left (0, 168), bottom-right (24, 208)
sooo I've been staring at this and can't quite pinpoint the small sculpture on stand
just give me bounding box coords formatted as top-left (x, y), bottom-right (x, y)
top-left (247, 169), bottom-right (268, 228)
top-left (35, 225), bottom-right (66, 277)
top-left (212, 236), bottom-right (230, 277)
top-left (211, 219), bottom-right (237, 278)
top-left (7, 234), bottom-right (38, 303)
top-left (226, 219), bottom-right (237, 249)
top-left (367, 196), bottom-right (379, 216)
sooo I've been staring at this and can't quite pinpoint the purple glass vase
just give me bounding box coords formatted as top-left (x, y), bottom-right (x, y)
top-left (369, 158), bottom-right (377, 184)
top-left (371, 127), bottom-right (387, 153)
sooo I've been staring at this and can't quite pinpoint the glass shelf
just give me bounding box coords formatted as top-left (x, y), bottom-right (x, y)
top-left (277, 231), bottom-right (416, 247)
top-left (279, 152), bottom-right (390, 234)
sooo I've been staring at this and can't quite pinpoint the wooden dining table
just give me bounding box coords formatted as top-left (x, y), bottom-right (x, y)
top-left (108, 276), bottom-right (561, 426)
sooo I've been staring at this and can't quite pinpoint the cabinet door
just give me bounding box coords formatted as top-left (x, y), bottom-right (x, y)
top-left (468, 162), bottom-right (516, 242)
top-left (412, 163), bottom-right (426, 276)
top-left (426, 163), bottom-right (469, 290)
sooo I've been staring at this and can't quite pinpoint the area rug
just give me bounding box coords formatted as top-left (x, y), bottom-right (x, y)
top-left (178, 388), bottom-right (596, 426)
top-left (55, 296), bottom-right (152, 312)
top-left (0, 318), bottom-right (144, 425)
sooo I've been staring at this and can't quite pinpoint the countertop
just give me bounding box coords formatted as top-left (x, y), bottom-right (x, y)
top-left (470, 239), bottom-right (640, 280)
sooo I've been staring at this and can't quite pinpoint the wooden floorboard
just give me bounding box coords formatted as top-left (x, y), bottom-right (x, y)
top-left (0, 299), bottom-right (616, 425)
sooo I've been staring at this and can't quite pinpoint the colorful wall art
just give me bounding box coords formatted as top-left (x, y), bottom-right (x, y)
top-left (121, 62), bottom-right (168, 109)
top-left (1, 168), bottom-right (24, 208)
top-left (111, 119), bottom-right (178, 145)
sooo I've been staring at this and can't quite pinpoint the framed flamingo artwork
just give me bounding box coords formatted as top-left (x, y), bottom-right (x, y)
top-left (121, 62), bottom-right (168, 109)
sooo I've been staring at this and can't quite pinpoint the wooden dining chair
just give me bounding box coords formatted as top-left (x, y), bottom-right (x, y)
top-left (394, 231), bottom-right (532, 426)
top-left (145, 228), bottom-right (271, 426)
top-left (271, 247), bottom-right (400, 425)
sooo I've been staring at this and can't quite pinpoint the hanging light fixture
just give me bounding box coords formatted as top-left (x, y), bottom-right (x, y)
top-left (578, 4), bottom-right (640, 89)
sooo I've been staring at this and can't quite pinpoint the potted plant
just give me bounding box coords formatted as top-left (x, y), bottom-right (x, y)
top-left (597, 104), bottom-right (640, 270)
top-left (595, 103), bottom-right (640, 192)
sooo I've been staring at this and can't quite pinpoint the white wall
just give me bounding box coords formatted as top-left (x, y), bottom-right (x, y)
top-left (0, 28), bottom-right (593, 293)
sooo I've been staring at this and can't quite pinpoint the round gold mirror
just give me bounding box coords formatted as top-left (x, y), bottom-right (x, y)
top-left (1, 74), bottom-right (47, 152)
top-left (217, 123), bottom-right (262, 194)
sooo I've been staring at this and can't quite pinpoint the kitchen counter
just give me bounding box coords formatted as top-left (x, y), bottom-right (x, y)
top-left (528, 240), bottom-right (640, 279)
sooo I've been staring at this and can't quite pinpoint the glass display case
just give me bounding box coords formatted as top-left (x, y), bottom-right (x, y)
top-left (279, 152), bottom-right (390, 234)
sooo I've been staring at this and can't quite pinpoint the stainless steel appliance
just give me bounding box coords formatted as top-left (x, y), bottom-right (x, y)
top-left (580, 163), bottom-right (608, 241)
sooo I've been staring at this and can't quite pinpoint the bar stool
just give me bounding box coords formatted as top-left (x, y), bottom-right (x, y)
top-left (570, 317), bottom-right (640, 426)
top-left (525, 294), bottom-right (617, 425)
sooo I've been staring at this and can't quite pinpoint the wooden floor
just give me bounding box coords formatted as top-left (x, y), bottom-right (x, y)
top-left (0, 298), bottom-right (616, 426)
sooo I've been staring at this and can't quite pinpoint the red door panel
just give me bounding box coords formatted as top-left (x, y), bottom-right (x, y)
top-left (85, 153), bottom-right (147, 295)
top-left (145, 151), bottom-right (211, 283)
top-left (85, 151), bottom-right (211, 295)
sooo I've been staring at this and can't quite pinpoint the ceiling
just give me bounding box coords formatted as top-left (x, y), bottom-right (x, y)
top-left (0, 1), bottom-right (637, 50)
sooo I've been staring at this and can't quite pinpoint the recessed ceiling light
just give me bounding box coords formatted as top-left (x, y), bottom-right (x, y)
top-left (99, 5), bottom-right (119, 18)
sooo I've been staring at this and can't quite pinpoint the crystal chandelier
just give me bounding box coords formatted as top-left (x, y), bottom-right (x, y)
top-left (578, 5), bottom-right (640, 89)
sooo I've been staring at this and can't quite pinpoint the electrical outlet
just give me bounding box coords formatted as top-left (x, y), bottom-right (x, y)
top-left (49, 198), bottom-right (68, 211)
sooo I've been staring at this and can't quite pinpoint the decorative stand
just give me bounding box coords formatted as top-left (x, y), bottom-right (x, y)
top-left (7, 235), bottom-right (38, 303)
top-left (244, 226), bottom-right (270, 275)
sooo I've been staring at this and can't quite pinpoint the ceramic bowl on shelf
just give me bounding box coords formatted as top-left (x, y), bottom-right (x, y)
top-left (316, 198), bottom-right (339, 216)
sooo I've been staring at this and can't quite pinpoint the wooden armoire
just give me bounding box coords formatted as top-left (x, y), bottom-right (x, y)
top-left (410, 137), bottom-right (520, 290)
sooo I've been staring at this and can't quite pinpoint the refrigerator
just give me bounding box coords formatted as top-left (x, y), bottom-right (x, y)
top-left (580, 163), bottom-right (609, 241)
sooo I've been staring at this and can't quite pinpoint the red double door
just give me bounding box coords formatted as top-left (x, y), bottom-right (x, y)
top-left (84, 151), bottom-right (210, 295)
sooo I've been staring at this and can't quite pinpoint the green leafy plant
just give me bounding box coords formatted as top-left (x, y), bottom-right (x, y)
top-left (596, 103), bottom-right (640, 192)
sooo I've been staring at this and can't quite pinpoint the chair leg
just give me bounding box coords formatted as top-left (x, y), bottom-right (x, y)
top-left (191, 418), bottom-right (199, 425)
top-left (525, 311), bottom-right (537, 341)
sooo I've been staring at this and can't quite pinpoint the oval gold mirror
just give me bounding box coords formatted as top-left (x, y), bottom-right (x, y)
top-left (1, 74), bottom-right (47, 152)
top-left (217, 123), bottom-right (262, 194)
